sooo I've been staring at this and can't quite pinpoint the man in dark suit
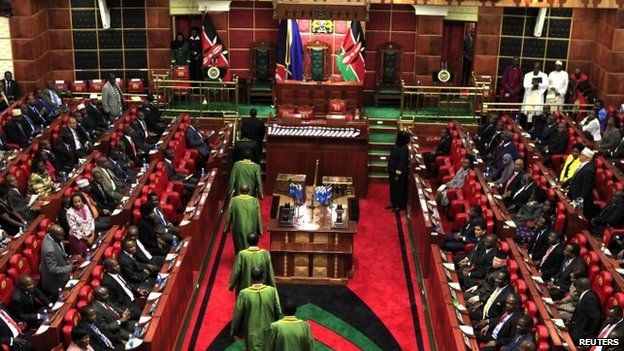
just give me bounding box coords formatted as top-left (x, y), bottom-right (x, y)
top-left (60, 116), bottom-right (91, 157)
top-left (565, 147), bottom-right (596, 218)
top-left (595, 306), bottom-right (624, 340)
top-left (39, 225), bottom-right (77, 299)
top-left (465, 252), bottom-right (509, 308)
top-left (1, 72), bottom-right (19, 101)
top-left (501, 315), bottom-right (535, 351)
top-left (535, 114), bottom-right (557, 145)
top-left (90, 171), bottom-right (117, 212)
top-left (92, 286), bottom-right (136, 342)
top-left (76, 306), bottom-right (124, 351)
top-left (8, 275), bottom-right (51, 328)
top-left (470, 269), bottom-right (512, 323)
top-left (147, 193), bottom-right (179, 239)
top-left (478, 293), bottom-right (524, 350)
top-left (444, 205), bottom-right (485, 252)
top-left (109, 147), bottom-right (137, 183)
top-left (5, 110), bottom-right (31, 148)
top-left (548, 243), bottom-right (585, 300)
top-left (128, 120), bottom-right (154, 152)
top-left (477, 114), bottom-right (499, 151)
top-left (24, 96), bottom-right (47, 127)
top-left (607, 132), bottom-right (624, 160)
top-left (54, 133), bottom-right (79, 174)
top-left (101, 259), bottom-right (144, 319)
top-left (38, 139), bottom-right (59, 175)
top-left (542, 123), bottom-right (569, 165)
top-left (537, 231), bottom-right (565, 281)
top-left (504, 174), bottom-right (536, 211)
top-left (124, 225), bottom-right (164, 268)
top-left (240, 108), bottom-right (265, 159)
top-left (460, 233), bottom-right (499, 288)
top-left (77, 103), bottom-right (100, 139)
top-left (118, 239), bottom-right (157, 291)
top-left (122, 126), bottom-right (145, 167)
top-left (568, 277), bottom-right (602, 343)
top-left (528, 216), bottom-right (553, 263)
top-left (134, 111), bottom-right (157, 143)
top-left (423, 128), bottom-right (451, 176)
top-left (5, 175), bottom-right (34, 223)
top-left (137, 203), bottom-right (168, 258)
top-left (141, 94), bottom-right (166, 135)
top-left (0, 303), bottom-right (33, 351)
top-left (481, 120), bottom-right (504, 155)
top-left (163, 149), bottom-right (197, 191)
top-left (185, 118), bottom-right (212, 164)
top-left (500, 159), bottom-right (525, 196)
top-left (86, 94), bottom-right (111, 132)
top-left (590, 191), bottom-right (624, 237)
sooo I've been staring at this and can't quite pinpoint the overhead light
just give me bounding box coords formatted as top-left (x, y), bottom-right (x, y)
top-left (198, 1), bottom-right (231, 12)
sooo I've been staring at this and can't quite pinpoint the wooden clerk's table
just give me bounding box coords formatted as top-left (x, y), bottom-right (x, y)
top-left (268, 184), bottom-right (356, 285)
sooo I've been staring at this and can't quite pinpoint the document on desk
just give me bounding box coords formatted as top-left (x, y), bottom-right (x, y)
top-left (27, 195), bottom-right (40, 207)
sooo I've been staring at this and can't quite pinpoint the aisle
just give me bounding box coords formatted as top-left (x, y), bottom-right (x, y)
top-left (180, 183), bottom-right (430, 350)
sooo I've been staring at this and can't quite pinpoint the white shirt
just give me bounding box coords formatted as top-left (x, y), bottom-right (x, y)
top-left (100, 167), bottom-right (116, 191)
top-left (492, 312), bottom-right (513, 339)
top-left (595, 319), bottom-right (623, 350)
top-left (547, 70), bottom-right (569, 98)
top-left (0, 309), bottom-right (20, 338)
top-left (70, 128), bottom-right (83, 149)
top-left (107, 273), bottom-right (134, 301)
top-left (580, 117), bottom-right (602, 141)
top-left (136, 239), bottom-right (152, 260)
top-left (139, 120), bottom-right (148, 138)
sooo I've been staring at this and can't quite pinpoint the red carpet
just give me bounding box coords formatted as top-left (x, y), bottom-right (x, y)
top-left (180, 183), bottom-right (430, 350)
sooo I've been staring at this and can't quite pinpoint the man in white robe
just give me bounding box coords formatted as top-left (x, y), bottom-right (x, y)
top-left (522, 62), bottom-right (549, 124)
top-left (546, 60), bottom-right (568, 111)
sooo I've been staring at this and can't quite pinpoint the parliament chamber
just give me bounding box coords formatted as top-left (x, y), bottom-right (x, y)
top-left (1, 0), bottom-right (624, 350)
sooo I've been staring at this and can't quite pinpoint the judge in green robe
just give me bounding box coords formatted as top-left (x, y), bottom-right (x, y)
top-left (231, 267), bottom-right (282, 351)
top-left (228, 149), bottom-right (264, 199)
top-left (170, 34), bottom-right (190, 66)
top-left (266, 301), bottom-right (314, 351)
top-left (224, 184), bottom-right (262, 253)
top-left (229, 233), bottom-right (276, 294)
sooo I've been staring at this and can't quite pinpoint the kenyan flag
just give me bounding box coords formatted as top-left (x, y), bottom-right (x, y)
top-left (337, 21), bottom-right (365, 82)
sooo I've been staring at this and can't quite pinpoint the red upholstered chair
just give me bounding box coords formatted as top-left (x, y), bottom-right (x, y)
top-left (89, 79), bottom-right (104, 92)
top-left (513, 279), bottom-right (528, 304)
top-left (172, 66), bottom-right (191, 95)
top-left (534, 325), bottom-right (551, 351)
top-left (607, 292), bottom-right (624, 310)
top-left (277, 104), bottom-right (295, 118)
top-left (70, 81), bottom-right (87, 93)
top-left (554, 203), bottom-right (566, 233)
top-left (328, 99), bottom-right (346, 115)
top-left (62, 308), bottom-right (81, 346)
top-left (297, 106), bottom-right (314, 120)
top-left (127, 79), bottom-right (144, 93)
top-left (104, 246), bottom-right (118, 260)
top-left (22, 238), bottom-right (41, 279)
top-left (7, 254), bottom-right (32, 284)
top-left (54, 80), bottom-right (68, 91)
top-left (592, 271), bottom-right (614, 310)
top-left (0, 274), bottom-right (14, 306)
top-left (77, 285), bottom-right (94, 310)
top-left (90, 265), bottom-right (104, 287)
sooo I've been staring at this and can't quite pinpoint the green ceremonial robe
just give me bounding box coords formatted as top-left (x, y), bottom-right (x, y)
top-left (225, 194), bottom-right (262, 252)
top-left (229, 160), bottom-right (264, 199)
top-left (170, 42), bottom-right (190, 65)
top-left (229, 247), bottom-right (276, 294)
top-left (231, 284), bottom-right (282, 351)
top-left (266, 316), bottom-right (314, 351)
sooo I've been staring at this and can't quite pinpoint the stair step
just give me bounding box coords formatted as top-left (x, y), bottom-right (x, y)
top-left (368, 171), bottom-right (388, 179)
top-left (368, 150), bottom-right (388, 156)
top-left (369, 125), bottom-right (397, 131)
top-left (368, 161), bottom-right (387, 168)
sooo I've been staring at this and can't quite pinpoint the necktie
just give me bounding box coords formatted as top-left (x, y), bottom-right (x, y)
top-left (492, 312), bottom-right (511, 339)
top-left (563, 159), bottom-right (574, 178)
top-left (101, 168), bottom-right (116, 191)
top-left (89, 323), bottom-right (114, 348)
top-left (483, 287), bottom-right (503, 319)
top-left (541, 245), bottom-right (556, 266)
top-left (23, 115), bottom-right (35, 132)
top-left (0, 309), bottom-right (21, 336)
top-left (561, 258), bottom-right (572, 272)
top-left (102, 303), bottom-right (120, 319)
top-left (504, 172), bottom-right (519, 192)
top-left (128, 137), bottom-right (137, 156)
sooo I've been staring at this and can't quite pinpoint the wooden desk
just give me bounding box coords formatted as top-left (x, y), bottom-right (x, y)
top-left (266, 120), bottom-right (369, 197)
top-left (275, 80), bottom-right (363, 115)
top-left (268, 186), bottom-right (356, 285)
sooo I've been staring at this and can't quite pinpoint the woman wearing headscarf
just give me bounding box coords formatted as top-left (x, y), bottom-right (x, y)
top-left (28, 160), bottom-right (55, 196)
top-left (387, 131), bottom-right (410, 212)
top-left (170, 33), bottom-right (190, 66)
top-left (492, 153), bottom-right (514, 186)
top-left (436, 157), bottom-right (472, 207)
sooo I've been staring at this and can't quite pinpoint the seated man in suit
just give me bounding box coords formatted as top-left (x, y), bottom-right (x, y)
top-left (504, 174), bottom-right (537, 213)
top-left (93, 157), bottom-right (126, 201)
top-left (501, 315), bottom-right (534, 351)
top-left (129, 120), bottom-right (154, 152)
top-left (423, 128), bottom-right (451, 176)
top-left (89, 171), bottom-right (117, 213)
top-left (5, 175), bottom-right (34, 223)
top-left (92, 286), bottom-right (136, 342)
top-left (8, 275), bottom-right (51, 329)
top-left (87, 93), bottom-right (111, 130)
top-left (478, 293), bottom-right (524, 350)
top-left (537, 231), bottom-right (565, 281)
top-left (465, 252), bottom-right (508, 309)
top-left (141, 94), bottom-right (166, 135)
top-left (61, 116), bottom-right (91, 157)
top-left (25, 96), bottom-right (48, 126)
top-left (137, 203), bottom-right (169, 258)
top-left (498, 159), bottom-right (525, 196)
top-left (39, 225), bottom-right (78, 299)
top-left (163, 149), bottom-right (197, 191)
top-left (542, 123), bottom-right (569, 165)
top-left (476, 114), bottom-right (499, 152)
top-left (101, 259), bottom-right (144, 319)
top-left (38, 139), bottom-right (59, 176)
top-left (185, 118), bottom-right (212, 166)
top-left (17, 104), bottom-right (40, 138)
top-left (125, 225), bottom-right (164, 268)
top-left (470, 269), bottom-right (512, 323)
top-left (77, 103), bottom-right (100, 140)
top-left (444, 205), bottom-right (485, 252)
top-left (459, 233), bottom-right (499, 288)
top-left (109, 145), bottom-right (137, 183)
top-left (547, 242), bottom-right (585, 300)
top-left (595, 306), bottom-right (624, 341)
top-left (135, 111), bottom-right (158, 143)
top-left (118, 239), bottom-right (157, 291)
top-left (533, 114), bottom-right (556, 144)
top-left (54, 134), bottom-right (79, 174)
top-left (568, 277), bottom-right (602, 343)
top-left (527, 216), bottom-right (553, 263)
top-left (40, 81), bottom-right (66, 112)
top-left (489, 132), bottom-right (520, 179)
top-left (147, 193), bottom-right (179, 239)
top-left (5, 109), bottom-right (32, 148)
top-left (589, 191), bottom-right (624, 237)
top-left (121, 126), bottom-right (146, 167)
top-left (0, 303), bottom-right (33, 351)
top-left (76, 306), bottom-right (125, 351)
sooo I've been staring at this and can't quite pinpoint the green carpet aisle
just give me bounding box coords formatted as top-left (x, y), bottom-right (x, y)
top-left (180, 184), bottom-right (430, 350)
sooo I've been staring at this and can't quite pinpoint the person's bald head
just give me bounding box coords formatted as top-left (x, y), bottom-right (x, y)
top-left (93, 286), bottom-right (110, 302)
top-left (519, 340), bottom-right (536, 351)
top-left (5, 174), bottom-right (17, 188)
top-left (96, 156), bottom-right (108, 166)
top-left (251, 266), bottom-right (264, 282)
top-left (125, 225), bottom-right (139, 239)
top-left (513, 159), bottom-right (524, 172)
top-left (18, 275), bottom-right (35, 293)
top-left (67, 117), bottom-right (77, 129)
top-left (515, 315), bottom-right (533, 334)
top-left (247, 233), bottom-right (259, 246)
top-left (47, 225), bottom-right (65, 242)
top-left (574, 277), bottom-right (591, 292)
top-left (40, 139), bottom-right (51, 150)
top-left (239, 183), bottom-right (250, 195)
top-left (103, 259), bottom-right (120, 274)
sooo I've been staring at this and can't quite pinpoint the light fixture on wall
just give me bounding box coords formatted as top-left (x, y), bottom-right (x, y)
top-left (198, 1), bottom-right (231, 12)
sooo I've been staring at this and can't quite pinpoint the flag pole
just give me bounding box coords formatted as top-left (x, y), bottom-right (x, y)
top-left (308, 159), bottom-right (319, 209)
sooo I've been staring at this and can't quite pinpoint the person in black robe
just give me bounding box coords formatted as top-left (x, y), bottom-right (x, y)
top-left (387, 131), bottom-right (410, 212)
top-left (188, 27), bottom-right (203, 82)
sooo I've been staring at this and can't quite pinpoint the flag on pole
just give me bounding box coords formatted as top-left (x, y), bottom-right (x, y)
top-left (201, 13), bottom-right (230, 79)
top-left (337, 21), bottom-right (365, 82)
top-left (275, 19), bottom-right (304, 81)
